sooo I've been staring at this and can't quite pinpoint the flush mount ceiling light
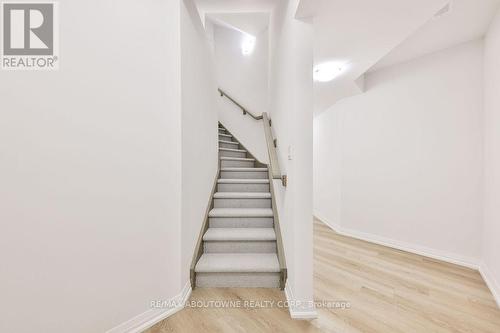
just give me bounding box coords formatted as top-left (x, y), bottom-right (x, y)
top-left (241, 34), bottom-right (256, 56)
top-left (313, 61), bottom-right (346, 82)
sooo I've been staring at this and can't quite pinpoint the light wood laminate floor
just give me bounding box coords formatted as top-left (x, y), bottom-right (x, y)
top-left (146, 219), bottom-right (500, 333)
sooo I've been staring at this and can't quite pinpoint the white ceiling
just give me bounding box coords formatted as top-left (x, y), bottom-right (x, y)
top-left (301, 0), bottom-right (450, 114)
top-left (370, 0), bottom-right (500, 72)
top-left (195, 0), bottom-right (276, 14)
top-left (206, 12), bottom-right (270, 37)
top-left (194, 0), bottom-right (500, 115)
top-left (195, 0), bottom-right (275, 37)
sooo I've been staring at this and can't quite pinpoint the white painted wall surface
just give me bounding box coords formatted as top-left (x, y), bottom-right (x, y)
top-left (180, 0), bottom-right (219, 285)
top-left (269, 0), bottom-right (315, 313)
top-left (214, 25), bottom-right (270, 162)
top-left (217, 96), bottom-right (269, 163)
top-left (313, 111), bottom-right (342, 228)
top-left (483, 7), bottom-right (500, 303)
top-left (215, 25), bottom-right (269, 114)
top-left (0, 1), bottom-right (183, 332)
top-left (314, 40), bottom-right (484, 266)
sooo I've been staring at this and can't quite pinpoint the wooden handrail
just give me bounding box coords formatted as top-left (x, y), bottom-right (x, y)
top-left (218, 88), bottom-right (287, 187)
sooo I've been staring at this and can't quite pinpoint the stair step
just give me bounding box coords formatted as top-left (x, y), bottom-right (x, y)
top-left (219, 140), bottom-right (238, 145)
top-left (221, 168), bottom-right (268, 172)
top-left (196, 271), bottom-right (280, 288)
top-left (217, 179), bottom-right (270, 192)
top-left (218, 179), bottom-right (270, 184)
top-left (213, 192), bottom-right (271, 208)
top-left (220, 168), bottom-right (269, 179)
top-left (219, 147), bottom-right (247, 158)
top-left (203, 227), bottom-right (277, 252)
top-left (203, 232), bottom-right (277, 253)
top-left (221, 157), bottom-right (255, 161)
top-left (214, 192), bottom-right (271, 199)
top-left (195, 253), bottom-right (280, 287)
top-left (219, 140), bottom-right (239, 149)
top-left (203, 228), bottom-right (276, 241)
top-left (209, 217), bottom-right (274, 228)
top-left (220, 157), bottom-right (255, 168)
top-left (209, 208), bottom-right (273, 218)
top-left (218, 135), bottom-right (235, 143)
top-left (219, 148), bottom-right (246, 153)
top-left (195, 253), bottom-right (280, 273)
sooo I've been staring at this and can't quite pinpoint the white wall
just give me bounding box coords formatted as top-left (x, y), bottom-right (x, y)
top-left (269, 0), bottom-right (315, 314)
top-left (217, 97), bottom-right (269, 163)
top-left (0, 1), bottom-right (183, 332)
top-left (215, 25), bottom-right (269, 114)
top-left (214, 25), bottom-right (270, 162)
top-left (180, 0), bottom-right (219, 285)
top-left (483, 8), bottom-right (500, 302)
top-left (314, 40), bottom-right (484, 266)
top-left (313, 111), bottom-right (342, 227)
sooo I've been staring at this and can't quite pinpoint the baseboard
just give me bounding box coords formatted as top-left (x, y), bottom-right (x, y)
top-left (479, 263), bottom-right (500, 308)
top-left (106, 281), bottom-right (192, 333)
top-left (313, 210), bottom-right (340, 231)
top-left (314, 215), bottom-right (480, 270)
top-left (284, 282), bottom-right (318, 320)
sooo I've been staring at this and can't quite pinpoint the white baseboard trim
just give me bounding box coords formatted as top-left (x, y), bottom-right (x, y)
top-left (314, 214), bottom-right (480, 270)
top-left (479, 263), bottom-right (500, 308)
top-left (314, 210), bottom-right (341, 231)
top-left (106, 281), bottom-right (192, 333)
top-left (284, 282), bottom-right (318, 320)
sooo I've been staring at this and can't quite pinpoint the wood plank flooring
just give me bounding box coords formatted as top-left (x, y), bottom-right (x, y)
top-left (146, 219), bottom-right (500, 333)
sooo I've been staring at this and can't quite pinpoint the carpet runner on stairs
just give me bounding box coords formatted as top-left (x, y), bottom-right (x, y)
top-left (194, 124), bottom-right (280, 288)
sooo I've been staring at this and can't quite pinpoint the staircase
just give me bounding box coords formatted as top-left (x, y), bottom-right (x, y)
top-left (191, 123), bottom-right (285, 288)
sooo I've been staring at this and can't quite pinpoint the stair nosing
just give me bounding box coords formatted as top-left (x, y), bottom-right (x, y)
top-left (203, 228), bottom-right (276, 242)
top-left (209, 207), bottom-right (274, 218)
top-left (213, 192), bottom-right (271, 199)
top-left (219, 148), bottom-right (246, 153)
top-left (219, 140), bottom-right (238, 145)
top-left (217, 179), bottom-right (270, 183)
top-left (221, 168), bottom-right (268, 172)
top-left (195, 253), bottom-right (280, 273)
top-left (220, 157), bottom-right (255, 162)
